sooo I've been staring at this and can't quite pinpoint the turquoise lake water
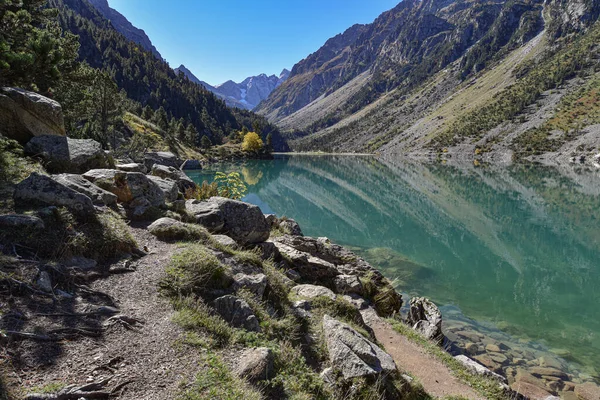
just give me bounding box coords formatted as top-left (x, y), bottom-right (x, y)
top-left (186, 154), bottom-right (600, 382)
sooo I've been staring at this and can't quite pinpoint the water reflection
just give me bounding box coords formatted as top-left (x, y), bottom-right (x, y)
top-left (187, 155), bottom-right (600, 383)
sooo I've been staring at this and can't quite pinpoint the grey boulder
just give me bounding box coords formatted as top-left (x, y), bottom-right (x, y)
top-left (334, 275), bottom-right (363, 295)
top-left (83, 169), bottom-right (166, 207)
top-left (151, 164), bottom-right (195, 192)
top-left (144, 151), bottom-right (183, 170)
top-left (14, 173), bottom-right (95, 216)
top-left (280, 219), bottom-right (303, 236)
top-left (212, 295), bottom-right (260, 332)
top-left (407, 297), bottom-right (444, 344)
top-left (323, 315), bottom-right (396, 380)
top-left (211, 234), bottom-right (237, 248)
top-left (116, 163), bottom-right (146, 173)
top-left (232, 273), bottom-right (268, 298)
top-left (53, 174), bottom-right (117, 206)
top-left (210, 197), bottom-right (270, 244)
top-left (186, 199), bottom-right (224, 231)
top-left (25, 135), bottom-right (112, 174)
top-left (147, 175), bottom-right (179, 202)
top-left (0, 87), bottom-right (65, 144)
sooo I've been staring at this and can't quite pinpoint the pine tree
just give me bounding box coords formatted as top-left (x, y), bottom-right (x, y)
top-left (153, 106), bottom-right (168, 131)
top-left (185, 122), bottom-right (197, 145)
top-left (142, 105), bottom-right (154, 121)
top-left (201, 135), bottom-right (212, 149)
top-left (266, 132), bottom-right (273, 153)
top-left (176, 119), bottom-right (186, 141)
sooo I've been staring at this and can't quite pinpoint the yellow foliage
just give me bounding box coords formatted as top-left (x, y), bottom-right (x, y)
top-left (241, 132), bottom-right (263, 152)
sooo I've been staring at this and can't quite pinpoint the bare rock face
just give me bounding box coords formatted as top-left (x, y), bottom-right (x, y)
top-left (212, 295), bottom-right (260, 332)
top-left (291, 284), bottom-right (336, 300)
top-left (25, 135), bottom-right (112, 174)
top-left (232, 273), bottom-right (268, 299)
top-left (54, 174), bottom-right (117, 206)
top-left (14, 173), bottom-right (95, 216)
top-left (235, 347), bottom-right (274, 382)
top-left (180, 159), bottom-right (202, 170)
top-left (322, 315), bottom-right (396, 380)
top-left (407, 297), bottom-right (444, 344)
top-left (334, 275), bottom-right (363, 295)
top-left (0, 87), bottom-right (65, 144)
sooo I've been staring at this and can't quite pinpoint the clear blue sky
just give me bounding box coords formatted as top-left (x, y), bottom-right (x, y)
top-left (108, 0), bottom-right (400, 86)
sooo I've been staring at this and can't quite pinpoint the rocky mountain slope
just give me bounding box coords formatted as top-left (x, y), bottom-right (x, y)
top-left (258, 0), bottom-right (600, 165)
top-left (176, 65), bottom-right (290, 110)
top-left (87, 0), bottom-right (162, 59)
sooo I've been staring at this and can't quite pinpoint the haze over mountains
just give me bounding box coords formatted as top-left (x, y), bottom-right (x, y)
top-left (175, 65), bottom-right (291, 110)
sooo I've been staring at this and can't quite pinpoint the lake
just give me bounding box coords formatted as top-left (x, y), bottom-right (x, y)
top-left (186, 154), bottom-right (600, 385)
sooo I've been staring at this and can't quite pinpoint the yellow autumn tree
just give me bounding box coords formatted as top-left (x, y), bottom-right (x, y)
top-left (242, 131), bottom-right (263, 152)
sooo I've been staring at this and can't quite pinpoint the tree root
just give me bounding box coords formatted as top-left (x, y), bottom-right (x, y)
top-left (24, 377), bottom-right (133, 399)
top-left (6, 327), bottom-right (102, 342)
top-left (103, 314), bottom-right (145, 331)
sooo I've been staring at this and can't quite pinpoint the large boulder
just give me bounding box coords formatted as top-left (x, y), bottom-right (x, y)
top-left (150, 164), bottom-right (195, 192)
top-left (116, 163), bottom-right (146, 173)
top-left (323, 315), bottom-right (396, 380)
top-left (147, 175), bottom-right (179, 202)
top-left (53, 174), bottom-right (117, 206)
top-left (279, 219), bottom-right (303, 236)
top-left (195, 197), bottom-right (270, 244)
top-left (14, 173), bottom-right (95, 216)
top-left (407, 297), bottom-right (444, 344)
top-left (25, 135), bottom-right (112, 174)
top-left (83, 169), bottom-right (165, 207)
top-left (0, 87), bottom-right (65, 144)
top-left (186, 199), bottom-right (224, 231)
top-left (232, 273), bottom-right (268, 298)
top-left (144, 151), bottom-right (183, 170)
top-left (271, 239), bottom-right (340, 281)
top-left (212, 295), bottom-right (260, 332)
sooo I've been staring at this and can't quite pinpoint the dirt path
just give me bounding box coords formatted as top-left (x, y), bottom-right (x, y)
top-left (361, 308), bottom-right (485, 400)
top-left (17, 226), bottom-right (199, 400)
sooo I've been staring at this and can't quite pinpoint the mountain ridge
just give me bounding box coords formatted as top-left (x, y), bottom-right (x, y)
top-left (175, 65), bottom-right (290, 110)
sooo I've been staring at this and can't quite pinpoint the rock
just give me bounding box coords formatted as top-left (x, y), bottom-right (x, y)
top-left (334, 274), bottom-right (363, 295)
top-left (209, 197), bottom-right (270, 244)
top-left (291, 284), bottom-right (336, 300)
top-left (561, 392), bottom-right (579, 400)
top-left (456, 330), bottom-right (482, 343)
top-left (144, 151), bottom-right (183, 170)
top-left (539, 356), bottom-right (563, 370)
top-left (264, 214), bottom-right (277, 228)
top-left (232, 273), bottom-right (268, 298)
top-left (83, 170), bottom-right (166, 209)
top-left (510, 381), bottom-right (553, 399)
top-left (488, 352), bottom-right (509, 365)
top-left (322, 315), bottom-right (396, 380)
top-left (14, 173), bottom-right (95, 215)
top-left (474, 354), bottom-right (502, 373)
top-left (36, 271), bottom-right (53, 292)
top-left (116, 163), bottom-right (146, 173)
top-left (486, 344), bottom-right (502, 353)
top-left (454, 355), bottom-right (506, 382)
top-left (465, 342), bottom-right (480, 356)
top-left (515, 368), bottom-right (550, 390)
top-left (529, 367), bottom-right (568, 380)
top-left (407, 297), bottom-right (443, 344)
top-left (291, 300), bottom-right (312, 318)
top-left (235, 347), bottom-right (274, 382)
top-left (148, 217), bottom-right (187, 240)
top-left (212, 295), bottom-right (260, 332)
top-left (0, 87), bottom-right (65, 144)
top-left (185, 199), bottom-right (224, 231)
top-left (62, 256), bottom-right (97, 271)
top-left (280, 218), bottom-right (303, 236)
top-left (180, 159), bottom-right (203, 170)
top-left (25, 135), bottom-right (112, 173)
top-left (147, 175), bottom-right (179, 202)
top-left (342, 294), bottom-right (369, 310)
top-left (271, 240), bottom-right (340, 280)
top-left (54, 174), bottom-right (117, 206)
top-left (150, 164), bottom-right (195, 192)
top-left (211, 234), bottom-right (237, 248)
top-left (0, 214), bottom-right (44, 230)
top-left (575, 383), bottom-right (600, 400)
top-left (285, 269), bottom-right (301, 282)
top-left (320, 367), bottom-right (336, 386)
top-left (252, 241), bottom-right (279, 260)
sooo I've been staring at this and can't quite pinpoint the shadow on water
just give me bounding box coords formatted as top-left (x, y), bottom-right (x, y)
top-left (188, 154), bottom-right (600, 382)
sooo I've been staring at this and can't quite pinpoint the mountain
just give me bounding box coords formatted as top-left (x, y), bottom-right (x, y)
top-left (176, 65), bottom-right (290, 110)
top-left (51, 0), bottom-right (289, 150)
top-left (258, 0), bottom-right (600, 164)
top-left (87, 0), bottom-right (162, 59)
